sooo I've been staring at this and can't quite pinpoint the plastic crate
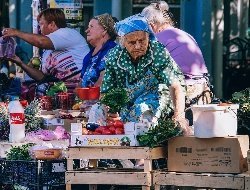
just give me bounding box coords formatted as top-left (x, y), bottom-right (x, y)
top-left (0, 159), bottom-right (66, 190)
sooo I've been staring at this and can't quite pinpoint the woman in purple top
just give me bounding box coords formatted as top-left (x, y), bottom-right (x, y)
top-left (142, 1), bottom-right (212, 107)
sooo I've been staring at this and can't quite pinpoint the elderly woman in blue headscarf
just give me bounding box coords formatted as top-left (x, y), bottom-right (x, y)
top-left (101, 14), bottom-right (190, 134)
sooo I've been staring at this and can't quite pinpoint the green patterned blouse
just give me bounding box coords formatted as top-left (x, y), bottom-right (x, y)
top-left (101, 41), bottom-right (186, 93)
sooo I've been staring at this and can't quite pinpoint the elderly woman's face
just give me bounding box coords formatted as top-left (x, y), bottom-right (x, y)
top-left (85, 19), bottom-right (106, 46)
top-left (123, 31), bottom-right (149, 61)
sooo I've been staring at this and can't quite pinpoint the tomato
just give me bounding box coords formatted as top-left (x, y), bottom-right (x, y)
top-left (19, 100), bottom-right (28, 108)
top-left (115, 128), bottom-right (124, 135)
top-left (114, 120), bottom-right (124, 128)
top-left (93, 131), bottom-right (102, 135)
top-left (102, 128), bottom-right (112, 135)
top-left (95, 126), bottom-right (107, 134)
top-left (108, 126), bottom-right (116, 134)
top-left (106, 120), bottom-right (115, 127)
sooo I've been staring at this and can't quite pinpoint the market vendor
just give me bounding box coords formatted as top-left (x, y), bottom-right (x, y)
top-left (141, 1), bottom-right (212, 107)
top-left (101, 14), bottom-right (190, 134)
top-left (2, 8), bottom-right (89, 97)
top-left (80, 13), bottom-right (118, 87)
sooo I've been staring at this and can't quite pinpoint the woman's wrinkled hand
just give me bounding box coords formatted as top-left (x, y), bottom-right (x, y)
top-left (173, 113), bottom-right (193, 136)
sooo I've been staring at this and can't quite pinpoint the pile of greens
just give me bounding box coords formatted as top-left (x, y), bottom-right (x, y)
top-left (137, 117), bottom-right (182, 148)
top-left (230, 88), bottom-right (250, 134)
top-left (0, 104), bottom-right (9, 140)
top-left (6, 144), bottom-right (34, 160)
top-left (100, 88), bottom-right (129, 113)
top-left (46, 81), bottom-right (67, 96)
top-left (24, 99), bottom-right (43, 132)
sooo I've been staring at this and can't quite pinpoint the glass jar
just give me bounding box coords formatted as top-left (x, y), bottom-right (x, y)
top-left (57, 93), bottom-right (69, 110)
top-left (40, 96), bottom-right (53, 111)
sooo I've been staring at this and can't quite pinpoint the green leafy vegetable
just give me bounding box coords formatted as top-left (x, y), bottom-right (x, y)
top-left (0, 104), bottom-right (9, 140)
top-left (100, 88), bottom-right (129, 113)
top-left (6, 144), bottom-right (34, 160)
top-left (137, 118), bottom-right (182, 148)
top-left (46, 81), bottom-right (67, 96)
top-left (230, 88), bottom-right (250, 134)
top-left (24, 99), bottom-right (43, 132)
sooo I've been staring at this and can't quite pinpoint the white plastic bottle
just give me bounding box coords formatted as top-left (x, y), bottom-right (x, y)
top-left (8, 96), bottom-right (25, 142)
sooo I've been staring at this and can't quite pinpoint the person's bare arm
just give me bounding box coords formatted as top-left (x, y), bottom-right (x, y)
top-left (170, 81), bottom-right (186, 119)
top-left (170, 81), bottom-right (193, 135)
top-left (95, 70), bottom-right (105, 87)
top-left (2, 28), bottom-right (54, 49)
top-left (5, 55), bottom-right (45, 81)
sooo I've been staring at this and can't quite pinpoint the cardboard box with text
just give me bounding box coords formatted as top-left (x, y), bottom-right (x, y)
top-left (168, 135), bottom-right (249, 173)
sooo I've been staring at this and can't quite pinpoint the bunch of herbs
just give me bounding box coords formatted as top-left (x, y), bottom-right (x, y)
top-left (230, 87), bottom-right (250, 134)
top-left (6, 143), bottom-right (34, 160)
top-left (137, 117), bottom-right (182, 148)
top-left (100, 88), bottom-right (129, 113)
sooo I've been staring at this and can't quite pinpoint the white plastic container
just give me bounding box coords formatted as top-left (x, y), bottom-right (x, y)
top-left (8, 96), bottom-right (25, 142)
top-left (191, 104), bottom-right (239, 138)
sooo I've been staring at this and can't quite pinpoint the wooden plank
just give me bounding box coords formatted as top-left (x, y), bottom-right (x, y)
top-left (66, 184), bottom-right (71, 190)
top-left (66, 146), bottom-right (167, 160)
top-left (245, 175), bottom-right (250, 189)
top-left (142, 186), bottom-right (150, 190)
top-left (154, 185), bottom-right (161, 190)
top-left (153, 172), bottom-right (245, 189)
top-left (147, 146), bottom-right (167, 159)
top-left (67, 159), bottom-right (73, 170)
top-left (65, 171), bottom-right (151, 186)
top-left (144, 159), bottom-right (152, 172)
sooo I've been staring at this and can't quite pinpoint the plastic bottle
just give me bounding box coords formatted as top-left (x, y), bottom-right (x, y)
top-left (8, 96), bottom-right (25, 142)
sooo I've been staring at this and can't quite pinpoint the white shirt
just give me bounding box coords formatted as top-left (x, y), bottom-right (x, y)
top-left (42, 27), bottom-right (89, 69)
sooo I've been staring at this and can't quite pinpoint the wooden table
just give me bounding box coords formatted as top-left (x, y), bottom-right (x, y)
top-left (153, 170), bottom-right (250, 190)
top-left (65, 146), bottom-right (167, 190)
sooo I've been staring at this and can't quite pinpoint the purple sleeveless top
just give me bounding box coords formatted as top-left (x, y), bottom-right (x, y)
top-left (156, 27), bottom-right (208, 78)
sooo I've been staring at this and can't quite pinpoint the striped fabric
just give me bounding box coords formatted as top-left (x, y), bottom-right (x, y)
top-left (36, 50), bottom-right (81, 96)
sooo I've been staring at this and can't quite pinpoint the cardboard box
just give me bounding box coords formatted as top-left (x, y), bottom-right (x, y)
top-left (168, 135), bottom-right (249, 173)
top-left (247, 150), bottom-right (250, 173)
top-left (71, 134), bottom-right (137, 147)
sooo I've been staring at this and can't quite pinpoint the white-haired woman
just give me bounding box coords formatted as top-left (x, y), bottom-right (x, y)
top-left (102, 14), bottom-right (191, 135)
top-left (142, 1), bottom-right (212, 107)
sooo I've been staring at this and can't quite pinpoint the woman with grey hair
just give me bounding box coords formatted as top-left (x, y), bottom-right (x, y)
top-left (80, 13), bottom-right (118, 87)
top-left (101, 14), bottom-right (191, 135)
top-left (142, 1), bottom-right (212, 107)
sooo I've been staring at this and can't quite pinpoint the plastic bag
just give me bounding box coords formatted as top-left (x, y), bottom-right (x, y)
top-left (87, 103), bottom-right (108, 126)
top-left (0, 37), bottom-right (16, 58)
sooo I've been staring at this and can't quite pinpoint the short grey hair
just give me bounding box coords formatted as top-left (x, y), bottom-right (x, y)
top-left (142, 1), bottom-right (174, 26)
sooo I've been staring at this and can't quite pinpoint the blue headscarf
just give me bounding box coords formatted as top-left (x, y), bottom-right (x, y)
top-left (115, 14), bottom-right (156, 41)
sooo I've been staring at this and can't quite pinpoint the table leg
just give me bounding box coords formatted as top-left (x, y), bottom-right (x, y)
top-left (66, 184), bottom-right (71, 190)
top-left (89, 184), bottom-right (97, 190)
top-left (142, 186), bottom-right (151, 190)
top-left (154, 185), bottom-right (161, 190)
